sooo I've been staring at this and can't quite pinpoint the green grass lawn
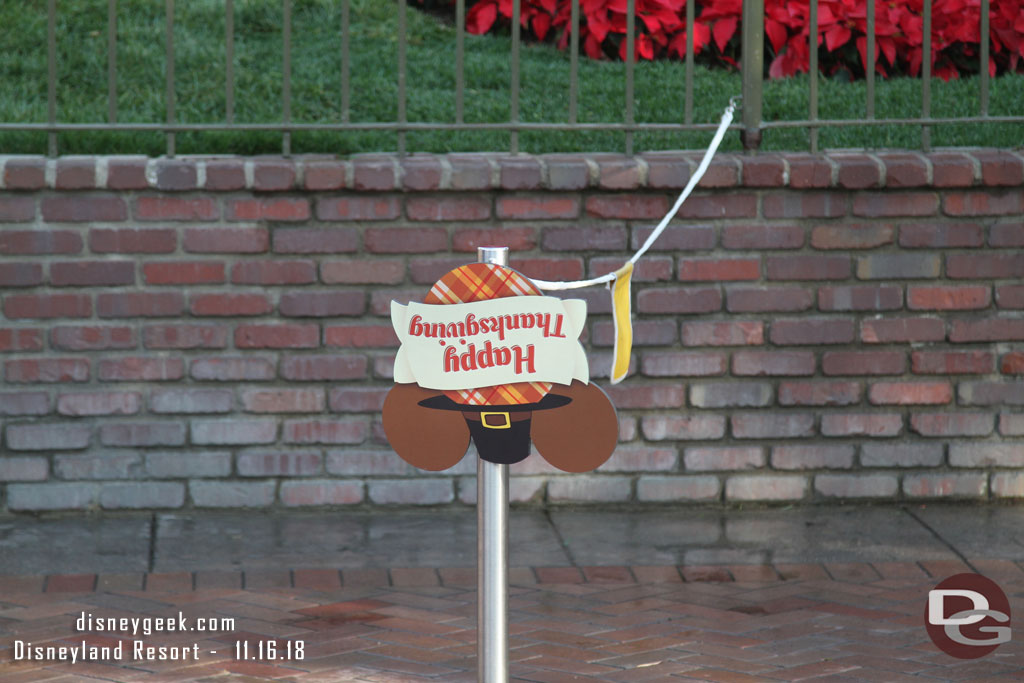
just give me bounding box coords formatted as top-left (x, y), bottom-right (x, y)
top-left (2, 0), bottom-right (1021, 156)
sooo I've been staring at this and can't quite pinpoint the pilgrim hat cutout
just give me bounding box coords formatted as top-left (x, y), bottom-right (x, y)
top-left (383, 260), bottom-right (618, 474)
top-left (383, 379), bottom-right (618, 473)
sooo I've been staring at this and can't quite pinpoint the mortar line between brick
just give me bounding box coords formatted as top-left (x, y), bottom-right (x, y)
top-left (902, 505), bottom-right (978, 574)
top-left (543, 509), bottom-right (577, 568)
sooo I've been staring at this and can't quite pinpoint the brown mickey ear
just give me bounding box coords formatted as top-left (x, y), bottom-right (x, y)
top-left (382, 384), bottom-right (470, 472)
top-left (531, 380), bottom-right (618, 473)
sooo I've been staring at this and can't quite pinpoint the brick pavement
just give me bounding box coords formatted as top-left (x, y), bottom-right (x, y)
top-left (2, 561), bottom-right (1024, 681)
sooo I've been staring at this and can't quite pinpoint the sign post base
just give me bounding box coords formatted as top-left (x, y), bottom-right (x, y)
top-left (477, 456), bottom-right (508, 682)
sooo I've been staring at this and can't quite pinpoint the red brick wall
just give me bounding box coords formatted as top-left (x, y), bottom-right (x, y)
top-left (1, 151), bottom-right (1022, 511)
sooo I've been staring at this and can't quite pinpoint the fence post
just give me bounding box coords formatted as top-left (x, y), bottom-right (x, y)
top-left (740, 0), bottom-right (764, 152)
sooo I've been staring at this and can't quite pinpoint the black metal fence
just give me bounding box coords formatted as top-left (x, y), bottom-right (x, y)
top-left (6, 0), bottom-right (1021, 156)
top-left (745, 0), bottom-right (1020, 153)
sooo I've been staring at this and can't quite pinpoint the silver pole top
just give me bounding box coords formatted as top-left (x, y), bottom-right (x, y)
top-left (477, 246), bottom-right (509, 267)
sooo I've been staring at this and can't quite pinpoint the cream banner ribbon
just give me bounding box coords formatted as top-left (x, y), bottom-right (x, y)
top-left (391, 297), bottom-right (589, 391)
top-left (528, 97), bottom-right (739, 385)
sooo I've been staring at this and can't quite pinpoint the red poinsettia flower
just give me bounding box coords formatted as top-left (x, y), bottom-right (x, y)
top-left (446, 0), bottom-right (1024, 79)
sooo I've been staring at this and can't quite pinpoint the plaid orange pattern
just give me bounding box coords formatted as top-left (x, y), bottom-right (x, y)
top-left (425, 262), bottom-right (535, 304)
top-left (424, 263), bottom-right (551, 407)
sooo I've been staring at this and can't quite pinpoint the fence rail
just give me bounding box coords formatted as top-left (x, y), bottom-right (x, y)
top-left (15, 0), bottom-right (1024, 157)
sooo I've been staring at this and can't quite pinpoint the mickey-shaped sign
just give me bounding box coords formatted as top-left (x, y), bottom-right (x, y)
top-left (383, 262), bottom-right (617, 473)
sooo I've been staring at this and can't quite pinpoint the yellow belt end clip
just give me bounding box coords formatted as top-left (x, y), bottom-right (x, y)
top-left (609, 262), bottom-right (634, 385)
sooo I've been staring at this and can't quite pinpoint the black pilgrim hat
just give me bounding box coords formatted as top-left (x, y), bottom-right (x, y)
top-left (382, 380), bottom-right (618, 473)
top-left (417, 393), bottom-right (571, 465)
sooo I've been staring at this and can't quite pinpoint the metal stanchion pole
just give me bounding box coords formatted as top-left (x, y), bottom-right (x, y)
top-left (476, 246), bottom-right (509, 683)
